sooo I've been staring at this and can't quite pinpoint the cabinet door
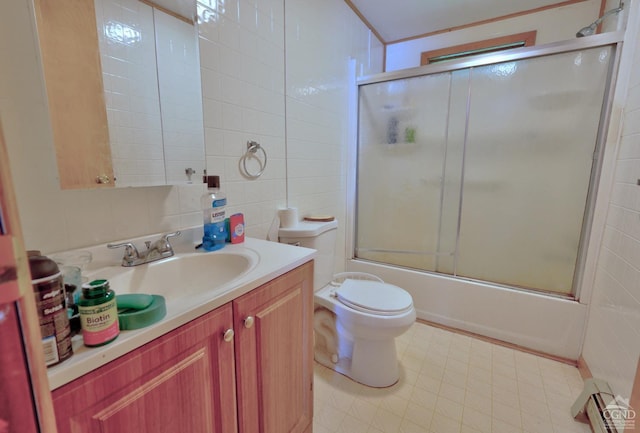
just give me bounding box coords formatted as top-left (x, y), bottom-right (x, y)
top-left (52, 304), bottom-right (237, 433)
top-left (33, 0), bottom-right (114, 189)
top-left (233, 261), bottom-right (314, 433)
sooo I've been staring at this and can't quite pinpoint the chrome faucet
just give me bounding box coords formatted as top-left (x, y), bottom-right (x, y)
top-left (108, 231), bottom-right (181, 267)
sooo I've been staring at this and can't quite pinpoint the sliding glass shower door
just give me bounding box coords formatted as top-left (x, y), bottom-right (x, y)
top-left (355, 44), bottom-right (613, 296)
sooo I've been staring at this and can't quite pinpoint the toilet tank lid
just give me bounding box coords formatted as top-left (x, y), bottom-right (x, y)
top-left (278, 219), bottom-right (337, 237)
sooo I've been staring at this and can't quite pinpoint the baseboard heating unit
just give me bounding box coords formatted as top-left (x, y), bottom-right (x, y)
top-left (572, 378), bottom-right (632, 433)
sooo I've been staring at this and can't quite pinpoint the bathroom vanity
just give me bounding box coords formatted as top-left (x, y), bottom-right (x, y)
top-left (46, 236), bottom-right (315, 433)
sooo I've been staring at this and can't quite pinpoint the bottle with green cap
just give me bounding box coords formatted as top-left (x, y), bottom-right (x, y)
top-left (78, 279), bottom-right (119, 347)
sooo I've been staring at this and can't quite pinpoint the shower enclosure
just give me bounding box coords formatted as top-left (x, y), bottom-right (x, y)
top-left (355, 35), bottom-right (619, 297)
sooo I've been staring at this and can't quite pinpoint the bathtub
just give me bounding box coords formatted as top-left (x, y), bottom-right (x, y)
top-left (347, 259), bottom-right (587, 360)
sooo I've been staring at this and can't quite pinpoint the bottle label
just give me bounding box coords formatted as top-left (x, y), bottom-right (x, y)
top-left (79, 299), bottom-right (119, 346)
top-left (34, 274), bottom-right (72, 366)
top-left (206, 208), bottom-right (226, 224)
top-left (211, 198), bottom-right (226, 208)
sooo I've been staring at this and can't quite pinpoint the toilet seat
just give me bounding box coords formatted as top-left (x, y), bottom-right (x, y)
top-left (334, 279), bottom-right (413, 316)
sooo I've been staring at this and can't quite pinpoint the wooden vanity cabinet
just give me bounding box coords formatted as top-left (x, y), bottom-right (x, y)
top-left (51, 302), bottom-right (237, 433)
top-left (51, 261), bottom-right (314, 433)
top-left (234, 261), bottom-right (314, 433)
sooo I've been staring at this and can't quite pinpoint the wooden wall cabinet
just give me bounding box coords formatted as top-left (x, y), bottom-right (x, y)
top-left (51, 261), bottom-right (314, 433)
top-left (34, 0), bottom-right (114, 190)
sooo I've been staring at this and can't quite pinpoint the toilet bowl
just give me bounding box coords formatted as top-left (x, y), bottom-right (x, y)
top-left (279, 220), bottom-right (416, 388)
top-left (315, 277), bottom-right (416, 387)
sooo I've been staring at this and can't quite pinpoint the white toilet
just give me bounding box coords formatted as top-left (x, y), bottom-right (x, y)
top-left (279, 219), bottom-right (416, 388)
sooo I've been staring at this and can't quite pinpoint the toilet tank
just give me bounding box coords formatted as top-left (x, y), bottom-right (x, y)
top-left (278, 220), bottom-right (338, 290)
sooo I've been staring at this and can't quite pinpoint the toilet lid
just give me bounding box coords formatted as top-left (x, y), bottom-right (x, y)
top-left (335, 279), bottom-right (413, 316)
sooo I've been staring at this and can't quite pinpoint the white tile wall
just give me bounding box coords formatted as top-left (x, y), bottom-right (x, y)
top-left (198, 0), bottom-right (383, 244)
top-left (0, 0), bottom-right (380, 255)
top-left (284, 0), bottom-right (383, 271)
top-left (581, 0), bottom-right (640, 402)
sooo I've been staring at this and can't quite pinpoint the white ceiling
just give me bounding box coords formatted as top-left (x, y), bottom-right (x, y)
top-left (348, 0), bottom-right (580, 43)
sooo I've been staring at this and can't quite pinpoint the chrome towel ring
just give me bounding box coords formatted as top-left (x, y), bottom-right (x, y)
top-left (241, 140), bottom-right (267, 179)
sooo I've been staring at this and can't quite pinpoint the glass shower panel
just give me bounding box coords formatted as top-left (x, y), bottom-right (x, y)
top-left (356, 72), bottom-right (459, 271)
top-left (455, 46), bottom-right (611, 294)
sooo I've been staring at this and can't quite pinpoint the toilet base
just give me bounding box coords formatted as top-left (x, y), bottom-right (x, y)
top-left (314, 325), bottom-right (401, 388)
top-left (350, 337), bottom-right (399, 387)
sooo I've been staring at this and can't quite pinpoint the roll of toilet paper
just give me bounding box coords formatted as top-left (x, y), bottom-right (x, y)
top-left (279, 207), bottom-right (299, 228)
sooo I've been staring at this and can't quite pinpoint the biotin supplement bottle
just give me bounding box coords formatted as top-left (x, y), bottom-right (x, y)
top-left (78, 279), bottom-right (119, 347)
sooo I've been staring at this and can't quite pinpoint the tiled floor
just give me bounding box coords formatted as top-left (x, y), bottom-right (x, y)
top-left (313, 321), bottom-right (591, 433)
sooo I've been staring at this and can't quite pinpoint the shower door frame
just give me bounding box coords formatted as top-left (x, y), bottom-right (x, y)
top-left (347, 31), bottom-right (624, 302)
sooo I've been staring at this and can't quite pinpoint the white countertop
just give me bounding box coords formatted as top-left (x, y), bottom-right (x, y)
top-left (46, 230), bottom-right (315, 390)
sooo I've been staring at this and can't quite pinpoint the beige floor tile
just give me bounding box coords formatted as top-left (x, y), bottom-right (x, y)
top-left (462, 406), bottom-right (492, 432)
top-left (518, 382), bottom-right (547, 404)
top-left (326, 388), bottom-right (357, 411)
top-left (403, 354), bottom-right (428, 373)
top-left (380, 394), bottom-right (410, 417)
top-left (439, 382), bottom-right (466, 405)
top-left (492, 417), bottom-right (523, 433)
top-left (415, 372), bottom-right (443, 393)
top-left (315, 404), bottom-right (348, 431)
top-left (426, 352), bottom-right (449, 368)
top-left (492, 373), bottom-right (518, 394)
top-left (445, 358), bottom-right (470, 376)
top-left (518, 395), bottom-right (550, 420)
top-left (370, 407), bottom-right (403, 433)
top-left (521, 411), bottom-right (554, 433)
top-left (429, 414), bottom-right (462, 433)
top-left (435, 396), bottom-right (465, 423)
top-left (492, 386), bottom-right (520, 410)
top-left (400, 418), bottom-right (431, 433)
top-left (464, 391), bottom-right (492, 414)
top-left (391, 380), bottom-right (416, 401)
top-left (404, 402), bottom-right (434, 428)
top-left (448, 349), bottom-right (471, 366)
top-left (516, 370), bottom-right (544, 389)
top-left (492, 400), bottom-right (522, 428)
top-left (312, 322), bottom-right (584, 433)
top-left (468, 355), bottom-right (492, 372)
top-left (460, 425), bottom-right (484, 433)
top-left (409, 386), bottom-right (438, 410)
top-left (551, 416), bottom-right (592, 433)
top-left (466, 377), bottom-right (492, 398)
top-left (493, 362), bottom-right (517, 380)
top-left (421, 363), bottom-right (446, 381)
top-left (336, 415), bottom-right (370, 433)
top-left (349, 398), bottom-right (380, 423)
top-left (441, 369), bottom-right (468, 389)
top-left (514, 352), bottom-right (540, 372)
top-left (312, 422), bottom-right (333, 433)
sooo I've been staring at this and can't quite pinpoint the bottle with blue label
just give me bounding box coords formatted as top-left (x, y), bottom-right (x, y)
top-left (201, 175), bottom-right (227, 251)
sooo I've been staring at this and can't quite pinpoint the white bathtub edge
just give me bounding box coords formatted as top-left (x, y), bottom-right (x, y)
top-left (348, 260), bottom-right (588, 360)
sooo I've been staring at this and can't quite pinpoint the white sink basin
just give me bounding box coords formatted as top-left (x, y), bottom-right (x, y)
top-left (91, 250), bottom-right (259, 301)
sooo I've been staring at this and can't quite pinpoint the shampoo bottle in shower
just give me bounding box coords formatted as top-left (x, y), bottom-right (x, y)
top-left (201, 175), bottom-right (227, 251)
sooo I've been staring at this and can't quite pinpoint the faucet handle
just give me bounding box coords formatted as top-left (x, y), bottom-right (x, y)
top-left (107, 242), bottom-right (140, 266)
top-left (156, 231), bottom-right (181, 254)
top-left (107, 241), bottom-right (138, 255)
top-left (162, 231), bottom-right (181, 242)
